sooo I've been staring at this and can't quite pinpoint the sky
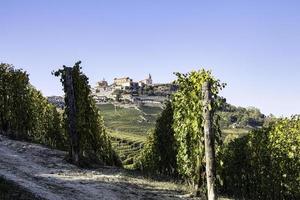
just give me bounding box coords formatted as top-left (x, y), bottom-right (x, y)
top-left (1, 0), bottom-right (300, 116)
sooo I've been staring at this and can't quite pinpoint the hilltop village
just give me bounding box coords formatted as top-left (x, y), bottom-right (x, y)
top-left (91, 74), bottom-right (177, 107)
top-left (48, 74), bottom-right (177, 108)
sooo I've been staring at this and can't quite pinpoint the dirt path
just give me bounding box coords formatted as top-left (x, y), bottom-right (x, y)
top-left (0, 135), bottom-right (189, 200)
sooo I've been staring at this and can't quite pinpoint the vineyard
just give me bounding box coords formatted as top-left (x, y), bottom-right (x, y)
top-left (98, 104), bottom-right (160, 168)
top-left (1, 63), bottom-right (299, 199)
top-left (98, 104), bottom-right (249, 168)
top-left (3, 0), bottom-right (300, 199)
top-left (109, 131), bottom-right (145, 168)
top-left (98, 103), bottom-right (161, 135)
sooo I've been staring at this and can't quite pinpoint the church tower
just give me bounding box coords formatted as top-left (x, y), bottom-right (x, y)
top-left (148, 74), bottom-right (153, 85)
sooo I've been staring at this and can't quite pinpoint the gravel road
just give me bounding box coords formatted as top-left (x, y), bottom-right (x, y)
top-left (0, 135), bottom-right (188, 200)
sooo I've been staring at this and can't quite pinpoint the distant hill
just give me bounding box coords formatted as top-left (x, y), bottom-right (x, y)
top-left (217, 98), bottom-right (266, 129)
top-left (98, 100), bottom-right (266, 137)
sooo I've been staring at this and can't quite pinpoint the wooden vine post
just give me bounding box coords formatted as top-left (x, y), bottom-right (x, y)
top-left (65, 67), bottom-right (80, 165)
top-left (202, 81), bottom-right (217, 200)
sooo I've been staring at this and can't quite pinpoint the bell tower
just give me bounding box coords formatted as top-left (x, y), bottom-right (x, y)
top-left (148, 74), bottom-right (153, 85)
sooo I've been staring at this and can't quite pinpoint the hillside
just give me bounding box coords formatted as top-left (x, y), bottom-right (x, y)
top-left (97, 104), bottom-right (161, 168)
top-left (97, 103), bottom-right (255, 167)
top-left (98, 102), bottom-right (264, 138)
top-left (98, 101), bottom-right (265, 134)
top-left (0, 135), bottom-right (192, 200)
top-left (98, 104), bottom-right (161, 136)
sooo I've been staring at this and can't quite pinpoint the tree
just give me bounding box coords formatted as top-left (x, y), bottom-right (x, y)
top-left (172, 70), bottom-right (224, 195)
top-left (135, 101), bottom-right (178, 176)
top-left (54, 61), bottom-right (121, 167)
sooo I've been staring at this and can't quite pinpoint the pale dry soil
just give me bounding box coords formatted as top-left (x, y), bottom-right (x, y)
top-left (0, 135), bottom-right (194, 200)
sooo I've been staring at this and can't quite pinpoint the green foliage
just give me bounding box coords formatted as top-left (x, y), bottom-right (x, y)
top-left (172, 70), bottom-right (224, 189)
top-left (0, 63), bottom-right (67, 148)
top-left (0, 63), bottom-right (30, 138)
top-left (27, 87), bottom-right (67, 149)
top-left (136, 70), bottom-right (224, 193)
top-left (219, 117), bottom-right (300, 199)
top-left (109, 134), bottom-right (143, 168)
top-left (218, 101), bottom-right (265, 129)
top-left (135, 101), bottom-right (178, 176)
top-left (44, 106), bottom-right (67, 150)
top-left (54, 61), bottom-right (121, 166)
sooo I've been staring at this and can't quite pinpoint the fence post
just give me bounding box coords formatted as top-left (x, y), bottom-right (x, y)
top-left (202, 81), bottom-right (217, 200)
top-left (65, 67), bottom-right (79, 165)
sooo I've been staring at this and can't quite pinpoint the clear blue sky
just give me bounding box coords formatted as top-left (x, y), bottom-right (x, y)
top-left (1, 0), bottom-right (300, 116)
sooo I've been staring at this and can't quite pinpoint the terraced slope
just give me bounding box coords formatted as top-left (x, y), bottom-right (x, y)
top-left (108, 130), bottom-right (146, 168)
top-left (98, 104), bottom-right (161, 167)
top-left (98, 104), bottom-right (162, 136)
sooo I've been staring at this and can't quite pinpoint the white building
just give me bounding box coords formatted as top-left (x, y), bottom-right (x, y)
top-left (114, 77), bottom-right (132, 88)
top-left (139, 74), bottom-right (153, 86)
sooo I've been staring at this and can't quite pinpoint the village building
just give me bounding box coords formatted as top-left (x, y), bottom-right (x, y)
top-left (91, 74), bottom-right (175, 106)
top-left (114, 77), bottom-right (132, 88)
top-left (96, 79), bottom-right (108, 88)
top-left (139, 74), bottom-right (152, 86)
top-left (94, 79), bottom-right (110, 93)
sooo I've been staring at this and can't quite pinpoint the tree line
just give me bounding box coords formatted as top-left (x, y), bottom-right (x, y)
top-left (0, 63), bottom-right (66, 149)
